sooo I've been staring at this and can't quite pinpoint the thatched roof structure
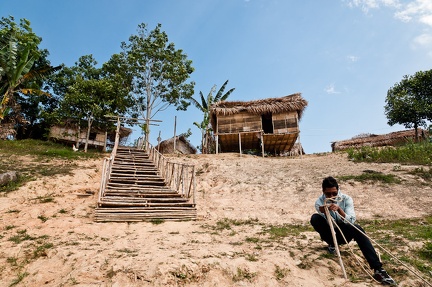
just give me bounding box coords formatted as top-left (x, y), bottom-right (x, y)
top-left (331, 129), bottom-right (428, 152)
top-left (106, 126), bottom-right (133, 142)
top-left (0, 123), bottom-right (16, 140)
top-left (210, 93), bottom-right (308, 128)
top-left (156, 135), bottom-right (197, 155)
top-left (49, 124), bottom-right (132, 148)
top-left (209, 93), bottom-right (308, 155)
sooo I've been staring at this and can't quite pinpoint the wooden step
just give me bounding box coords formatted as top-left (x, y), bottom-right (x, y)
top-left (94, 207), bottom-right (197, 222)
top-left (103, 186), bottom-right (174, 193)
top-left (103, 191), bottom-right (183, 197)
top-left (96, 206), bottom-right (196, 211)
top-left (100, 195), bottom-right (189, 203)
top-left (107, 182), bottom-right (166, 188)
top-left (98, 201), bottom-right (194, 207)
top-left (110, 169), bottom-right (160, 176)
top-left (109, 174), bottom-right (162, 181)
top-left (112, 161), bottom-right (156, 167)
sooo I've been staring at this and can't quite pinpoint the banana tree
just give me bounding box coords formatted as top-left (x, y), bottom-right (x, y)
top-left (0, 16), bottom-right (59, 124)
top-left (190, 80), bottom-right (235, 153)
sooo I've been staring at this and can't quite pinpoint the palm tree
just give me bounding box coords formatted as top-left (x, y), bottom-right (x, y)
top-left (0, 16), bottom-right (60, 124)
top-left (191, 80), bottom-right (235, 153)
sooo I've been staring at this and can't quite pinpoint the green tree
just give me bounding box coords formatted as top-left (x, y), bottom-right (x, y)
top-left (384, 70), bottom-right (432, 141)
top-left (48, 55), bottom-right (133, 151)
top-left (0, 16), bottom-right (59, 125)
top-left (191, 80), bottom-right (235, 153)
top-left (119, 23), bottom-right (195, 145)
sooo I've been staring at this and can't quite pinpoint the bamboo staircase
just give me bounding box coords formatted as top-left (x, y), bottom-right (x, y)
top-left (94, 146), bottom-right (197, 222)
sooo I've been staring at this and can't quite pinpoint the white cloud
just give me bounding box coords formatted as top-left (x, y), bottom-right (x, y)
top-left (347, 0), bottom-right (432, 27)
top-left (347, 55), bottom-right (360, 62)
top-left (345, 0), bottom-right (401, 13)
top-left (412, 32), bottom-right (432, 47)
top-left (325, 83), bottom-right (341, 94)
top-left (395, 0), bottom-right (432, 26)
top-left (420, 14), bottom-right (432, 26)
top-left (346, 0), bottom-right (432, 52)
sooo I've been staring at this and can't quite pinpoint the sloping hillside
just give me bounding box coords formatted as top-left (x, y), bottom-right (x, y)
top-left (0, 152), bottom-right (430, 286)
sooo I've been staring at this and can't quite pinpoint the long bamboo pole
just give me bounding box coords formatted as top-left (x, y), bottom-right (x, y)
top-left (324, 204), bottom-right (347, 279)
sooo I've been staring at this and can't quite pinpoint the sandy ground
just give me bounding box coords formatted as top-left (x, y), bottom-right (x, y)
top-left (0, 152), bottom-right (431, 287)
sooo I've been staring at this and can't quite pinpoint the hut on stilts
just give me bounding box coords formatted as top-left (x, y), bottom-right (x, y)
top-left (209, 93), bottom-right (308, 156)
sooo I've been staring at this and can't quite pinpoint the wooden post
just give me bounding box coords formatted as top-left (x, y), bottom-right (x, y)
top-left (298, 132), bottom-right (302, 159)
top-left (260, 131), bottom-right (264, 157)
top-left (112, 117), bottom-right (121, 157)
top-left (173, 116), bottom-right (177, 152)
top-left (216, 117), bottom-right (219, 155)
top-left (103, 130), bottom-right (108, 152)
top-left (157, 131), bottom-right (161, 152)
top-left (238, 133), bottom-right (242, 157)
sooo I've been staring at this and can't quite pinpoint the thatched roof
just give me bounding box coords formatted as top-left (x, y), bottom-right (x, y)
top-left (331, 129), bottom-right (428, 151)
top-left (156, 135), bottom-right (197, 154)
top-left (107, 126), bottom-right (132, 142)
top-left (210, 93), bottom-right (308, 118)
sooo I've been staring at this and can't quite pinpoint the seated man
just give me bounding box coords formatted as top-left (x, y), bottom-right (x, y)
top-left (310, 176), bottom-right (396, 285)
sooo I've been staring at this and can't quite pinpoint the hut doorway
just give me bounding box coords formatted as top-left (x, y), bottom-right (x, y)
top-left (261, 113), bottom-right (273, 134)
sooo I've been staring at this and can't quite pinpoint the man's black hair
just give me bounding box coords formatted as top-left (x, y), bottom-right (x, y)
top-left (322, 176), bottom-right (339, 191)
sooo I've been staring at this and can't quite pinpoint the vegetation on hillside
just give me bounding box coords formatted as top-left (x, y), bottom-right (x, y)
top-left (346, 141), bottom-right (432, 165)
top-left (0, 139), bottom-right (104, 193)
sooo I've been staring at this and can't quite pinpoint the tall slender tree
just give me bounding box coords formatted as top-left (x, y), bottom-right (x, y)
top-left (118, 23), bottom-right (195, 145)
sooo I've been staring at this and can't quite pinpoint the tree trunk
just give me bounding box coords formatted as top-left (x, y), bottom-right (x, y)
top-left (75, 123), bottom-right (81, 148)
top-left (84, 116), bottom-right (94, 153)
top-left (103, 130), bottom-right (107, 152)
top-left (200, 129), bottom-right (205, 154)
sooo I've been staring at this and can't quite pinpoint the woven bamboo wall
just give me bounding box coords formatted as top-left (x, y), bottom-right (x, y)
top-left (273, 112), bottom-right (298, 134)
top-left (217, 112), bottom-right (261, 134)
top-left (0, 123), bottom-right (16, 140)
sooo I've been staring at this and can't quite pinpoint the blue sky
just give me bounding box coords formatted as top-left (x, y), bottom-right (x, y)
top-left (2, 0), bottom-right (432, 153)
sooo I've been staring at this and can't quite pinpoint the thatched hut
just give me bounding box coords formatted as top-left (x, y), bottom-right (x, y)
top-left (209, 93), bottom-right (308, 155)
top-left (331, 129), bottom-right (428, 152)
top-left (0, 123), bottom-right (16, 140)
top-left (156, 135), bottom-right (197, 154)
top-left (49, 124), bottom-right (132, 149)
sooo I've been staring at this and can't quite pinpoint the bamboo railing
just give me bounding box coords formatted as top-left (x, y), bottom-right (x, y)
top-left (98, 136), bottom-right (196, 206)
top-left (98, 156), bottom-right (113, 205)
top-left (143, 139), bottom-right (196, 205)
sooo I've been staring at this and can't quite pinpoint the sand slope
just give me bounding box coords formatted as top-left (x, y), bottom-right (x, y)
top-left (0, 152), bottom-right (430, 286)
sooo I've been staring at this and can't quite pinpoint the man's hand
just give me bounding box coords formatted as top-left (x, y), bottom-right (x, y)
top-left (319, 204), bottom-right (337, 213)
top-left (328, 203), bottom-right (339, 212)
top-left (319, 203), bottom-right (344, 217)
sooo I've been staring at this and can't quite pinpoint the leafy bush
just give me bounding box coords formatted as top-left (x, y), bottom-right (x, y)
top-left (338, 171), bottom-right (400, 184)
top-left (0, 139), bottom-right (104, 193)
top-left (346, 142), bottom-right (432, 165)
